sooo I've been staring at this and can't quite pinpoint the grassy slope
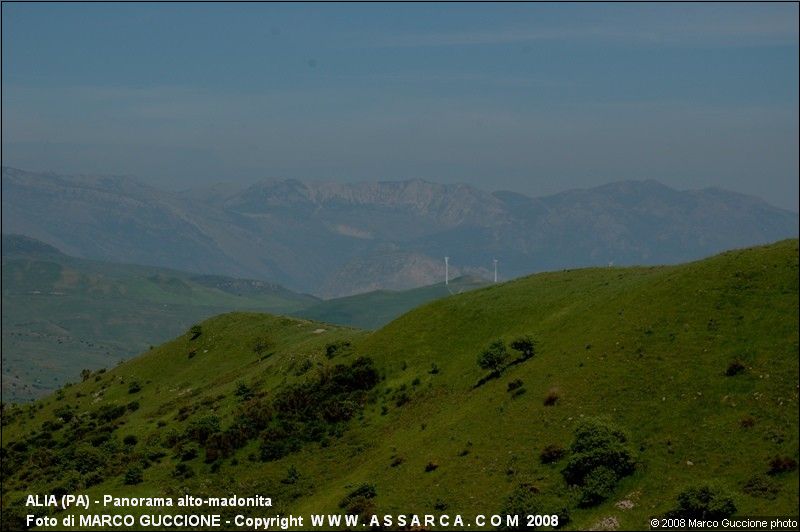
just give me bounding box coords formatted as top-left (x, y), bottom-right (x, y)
top-left (294, 275), bottom-right (490, 329)
top-left (2, 240), bottom-right (797, 530)
top-left (2, 249), bottom-right (317, 401)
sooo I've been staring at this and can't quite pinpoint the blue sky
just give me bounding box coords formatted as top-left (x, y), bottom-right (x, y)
top-left (2, 2), bottom-right (798, 210)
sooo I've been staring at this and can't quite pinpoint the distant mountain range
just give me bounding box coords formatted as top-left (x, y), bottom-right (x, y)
top-left (4, 166), bottom-right (797, 297)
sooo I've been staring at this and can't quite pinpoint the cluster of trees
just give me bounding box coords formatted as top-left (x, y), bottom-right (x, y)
top-left (667, 485), bottom-right (736, 519)
top-left (339, 483), bottom-right (377, 519)
top-left (561, 419), bottom-right (636, 506)
top-left (498, 418), bottom-right (635, 529)
top-left (476, 335), bottom-right (537, 376)
top-left (503, 417), bottom-right (747, 525)
top-left (1, 351), bottom-right (381, 521)
top-left (192, 357), bottom-right (381, 464)
top-left (1, 397), bottom-right (158, 516)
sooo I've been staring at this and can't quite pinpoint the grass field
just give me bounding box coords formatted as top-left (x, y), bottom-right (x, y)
top-left (294, 275), bottom-right (489, 329)
top-left (2, 239), bottom-right (797, 530)
top-left (3, 234), bottom-right (488, 401)
top-left (1, 235), bottom-right (317, 401)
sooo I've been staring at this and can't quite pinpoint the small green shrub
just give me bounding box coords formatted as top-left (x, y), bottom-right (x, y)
top-left (540, 444), bottom-right (566, 464)
top-left (668, 484), bottom-right (736, 519)
top-left (725, 360), bottom-right (746, 376)
top-left (189, 325), bottom-right (202, 340)
top-left (184, 415), bottom-right (220, 444)
top-left (579, 466), bottom-right (617, 506)
top-left (543, 389), bottom-right (559, 406)
top-left (507, 379), bottom-right (523, 392)
top-left (339, 484), bottom-right (376, 508)
top-left (394, 391), bottom-right (411, 407)
top-left (497, 484), bottom-right (552, 531)
top-left (72, 444), bottom-right (106, 474)
top-left (128, 381), bottom-right (141, 394)
top-left (259, 425), bottom-right (302, 462)
top-left (459, 441), bottom-right (473, 457)
top-left (234, 381), bottom-right (254, 401)
top-left (478, 340), bottom-right (509, 374)
top-left (497, 483), bottom-right (573, 530)
top-left (178, 444), bottom-right (199, 462)
top-left (743, 474), bottom-right (780, 499)
top-left (768, 456), bottom-right (797, 475)
top-left (339, 483), bottom-right (376, 518)
top-left (325, 341), bottom-right (351, 359)
top-left (510, 335), bottom-right (537, 360)
top-left (83, 471), bottom-right (103, 487)
top-left (123, 466), bottom-right (143, 485)
top-left (54, 406), bottom-right (74, 422)
top-left (146, 449), bottom-right (167, 462)
top-left (253, 337), bottom-right (272, 356)
top-left (172, 463), bottom-right (194, 479)
top-left (561, 419), bottom-right (635, 507)
top-left (94, 404), bottom-right (126, 423)
top-left (281, 465), bottom-right (300, 485)
top-left (294, 357), bottom-right (313, 376)
top-left (176, 406), bottom-right (192, 422)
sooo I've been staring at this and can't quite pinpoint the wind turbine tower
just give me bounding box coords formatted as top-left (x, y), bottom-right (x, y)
top-left (444, 256), bottom-right (449, 286)
top-left (493, 259), bottom-right (498, 283)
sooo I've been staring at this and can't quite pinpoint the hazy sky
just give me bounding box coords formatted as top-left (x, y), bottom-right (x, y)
top-left (3, 3), bottom-right (798, 210)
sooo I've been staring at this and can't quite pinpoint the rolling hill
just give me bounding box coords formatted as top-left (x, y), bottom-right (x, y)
top-left (295, 275), bottom-right (490, 330)
top-left (5, 166), bottom-right (797, 297)
top-left (1, 240), bottom-right (797, 531)
top-left (1, 234), bottom-right (318, 401)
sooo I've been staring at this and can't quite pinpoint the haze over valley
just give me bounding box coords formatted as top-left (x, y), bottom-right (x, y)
top-left (5, 166), bottom-right (797, 298)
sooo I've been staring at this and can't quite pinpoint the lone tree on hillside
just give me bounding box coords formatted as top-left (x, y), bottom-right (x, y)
top-left (510, 335), bottom-right (537, 360)
top-left (477, 340), bottom-right (509, 375)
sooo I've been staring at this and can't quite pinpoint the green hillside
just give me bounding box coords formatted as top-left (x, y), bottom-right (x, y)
top-left (1, 235), bottom-right (318, 401)
top-left (2, 240), bottom-right (797, 531)
top-left (295, 275), bottom-right (490, 329)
